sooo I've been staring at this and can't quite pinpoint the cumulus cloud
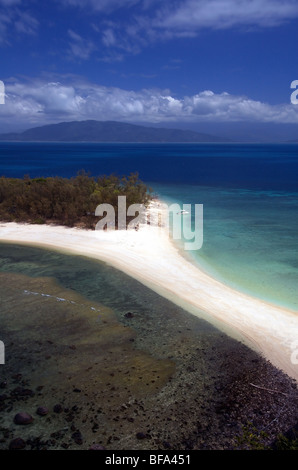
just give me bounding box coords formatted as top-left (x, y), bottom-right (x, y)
top-left (1, 78), bottom-right (298, 131)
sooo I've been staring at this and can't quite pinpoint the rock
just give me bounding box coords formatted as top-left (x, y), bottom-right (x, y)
top-left (36, 406), bottom-right (49, 416)
top-left (0, 381), bottom-right (7, 389)
top-left (53, 404), bottom-right (63, 414)
top-left (9, 438), bottom-right (26, 450)
top-left (163, 441), bottom-right (171, 449)
top-left (89, 444), bottom-right (106, 450)
top-left (136, 432), bottom-right (147, 440)
top-left (14, 412), bottom-right (34, 425)
top-left (125, 312), bottom-right (134, 319)
top-left (72, 430), bottom-right (83, 445)
top-left (12, 374), bottom-right (22, 383)
top-left (11, 387), bottom-right (35, 398)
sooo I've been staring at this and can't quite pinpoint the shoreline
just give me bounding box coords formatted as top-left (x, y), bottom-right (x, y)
top-left (0, 205), bottom-right (298, 383)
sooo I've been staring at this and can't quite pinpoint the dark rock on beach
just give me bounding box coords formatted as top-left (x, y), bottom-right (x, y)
top-left (89, 444), bottom-right (106, 450)
top-left (14, 413), bottom-right (33, 425)
top-left (72, 431), bottom-right (83, 445)
top-left (136, 432), bottom-right (147, 440)
top-left (36, 407), bottom-right (49, 416)
top-left (11, 388), bottom-right (35, 399)
top-left (125, 312), bottom-right (135, 319)
top-left (53, 404), bottom-right (63, 414)
top-left (9, 438), bottom-right (26, 450)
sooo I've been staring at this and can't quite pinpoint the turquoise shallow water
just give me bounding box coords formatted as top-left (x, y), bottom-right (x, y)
top-left (152, 183), bottom-right (298, 312)
top-left (0, 142), bottom-right (297, 312)
top-left (1, 143), bottom-right (298, 449)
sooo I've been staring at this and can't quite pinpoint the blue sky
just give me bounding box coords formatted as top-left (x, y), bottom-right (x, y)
top-left (1, 0), bottom-right (298, 136)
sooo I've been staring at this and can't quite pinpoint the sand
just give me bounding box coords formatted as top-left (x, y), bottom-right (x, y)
top-left (0, 202), bottom-right (298, 383)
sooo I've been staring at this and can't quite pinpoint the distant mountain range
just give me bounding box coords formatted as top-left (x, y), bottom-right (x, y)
top-left (0, 120), bottom-right (229, 143)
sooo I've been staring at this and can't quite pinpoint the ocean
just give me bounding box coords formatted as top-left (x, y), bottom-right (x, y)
top-left (1, 142), bottom-right (298, 450)
top-left (0, 142), bottom-right (297, 311)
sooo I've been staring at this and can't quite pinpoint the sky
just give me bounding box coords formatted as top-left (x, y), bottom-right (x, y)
top-left (0, 0), bottom-right (298, 138)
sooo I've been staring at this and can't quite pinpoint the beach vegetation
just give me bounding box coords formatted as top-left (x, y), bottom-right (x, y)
top-left (273, 429), bottom-right (298, 450)
top-left (236, 421), bottom-right (298, 450)
top-left (235, 422), bottom-right (270, 450)
top-left (0, 171), bottom-right (152, 229)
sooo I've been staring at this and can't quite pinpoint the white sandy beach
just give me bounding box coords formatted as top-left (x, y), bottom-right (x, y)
top-left (0, 203), bottom-right (298, 383)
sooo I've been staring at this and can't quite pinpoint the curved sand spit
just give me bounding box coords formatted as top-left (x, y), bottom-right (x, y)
top-left (0, 208), bottom-right (298, 383)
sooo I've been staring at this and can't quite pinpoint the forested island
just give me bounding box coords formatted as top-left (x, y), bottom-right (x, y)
top-left (0, 120), bottom-right (228, 143)
top-left (0, 172), bottom-right (152, 229)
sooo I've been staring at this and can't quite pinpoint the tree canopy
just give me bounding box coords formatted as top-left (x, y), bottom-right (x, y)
top-left (0, 172), bottom-right (152, 229)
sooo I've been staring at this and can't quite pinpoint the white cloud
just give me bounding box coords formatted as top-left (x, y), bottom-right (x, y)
top-left (157, 0), bottom-right (298, 32)
top-left (60, 0), bottom-right (140, 13)
top-left (59, 0), bottom-right (298, 27)
top-left (0, 12), bottom-right (10, 43)
top-left (1, 78), bottom-right (298, 131)
top-left (53, 0), bottom-right (298, 61)
top-left (0, 2), bottom-right (38, 43)
top-left (102, 28), bottom-right (116, 47)
top-left (14, 10), bottom-right (38, 35)
top-left (0, 0), bottom-right (22, 5)
top-left (68, 29), bottom-right (96, 60)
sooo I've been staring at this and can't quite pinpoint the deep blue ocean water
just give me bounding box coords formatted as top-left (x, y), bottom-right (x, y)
top-left (1, 142), bottom-right (298, 190)
top-left (0, 142), bottom-right (298, 311)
